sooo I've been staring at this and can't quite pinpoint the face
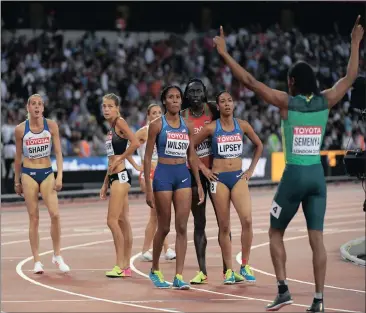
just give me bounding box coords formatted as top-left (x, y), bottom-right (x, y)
top-left (147, 105), bottom-right (162, 122)
top-left (27, 96), bottom-right (44, 118)
top-left (186, 81), bottom-right (205, 108)
top-left (217, 92), bottom-right (234, 116)
top-left (164, 88), bottom-right (182, 114)
top-left (102, 98), bottom-right (119, 119)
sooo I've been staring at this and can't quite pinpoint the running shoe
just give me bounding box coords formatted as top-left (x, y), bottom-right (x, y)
top-left (140, 251), bottom-right (153, 262)
top-left (33, 261), bottom-right (44, 274)
top-left (234, 271), bottom-right (245, 283)
top-left (190, 271), bottom-right (208, 284)
top-left (52, 255), bottom-right (70, 273)
top-left (149, 269), bottom-right (171, 288)
top-left (240, 264), bottom-right (256, 283)
top-left (266, 291), bottom-right (293, 311)
top-left (223, 269), bottom-right (236, 284)
top-left (164, 248), bottom-right (176, 260)
top-left (121, 267), bottom-right (132, 277)
top-left (172, 274), bottom-right (190, 290)
top-left (306, 299), bottom-right (324, 312)
top-left (105, 265), bottom-right (124, 278)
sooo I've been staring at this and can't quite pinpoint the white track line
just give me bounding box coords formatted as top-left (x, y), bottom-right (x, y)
top-left (130, 229), bottom-right (363, 313)
top-left (235, 228), bottom-right (365, 294)
top-left (15, 240), bottom-right (181, 313)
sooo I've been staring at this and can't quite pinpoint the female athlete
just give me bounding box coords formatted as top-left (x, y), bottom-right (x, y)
top-left (136, 103), bottom-right (176, 261)
top-left (194, 90), bottom-right (263, 285)
top-left (144, 85), bottom-right (204, 289)
top-left (181, 78), bottom-right (242, 284)
top-left (99, 93), bottom-right (140, 278)
top-left (14, 94), bottom-right (70, 274)
top-left (213, 19), bottom-right (363, 311)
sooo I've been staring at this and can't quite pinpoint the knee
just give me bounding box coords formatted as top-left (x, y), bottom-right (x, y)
top-left (241, 215), bottom-right (252, 229)
top-left (268, 228), bottom-right (284, 242)
top-left (175, 221), bottom-right (187, 236)
top-left (219, 223), bottom-right (230, 236)
top-left (158, 224), bottom-right (170, 238)
top-left (194, 219), bottom-right (206, 232)
top-left (107, 217), bottom-right (119, 229)
top-left (29, 212), bottom-right (39, 226)
top-left (49, 211), bottom-right (60, 222)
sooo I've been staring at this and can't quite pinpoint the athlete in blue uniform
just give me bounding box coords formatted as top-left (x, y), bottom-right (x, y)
top-left (99, 93), bottom-right (140, 278)
top-left (144, 85), bottom-right (204, 289)
top-left (194, 90), bottom-right (263, 284)
top-left (14, 94), bottom-right (70, 274)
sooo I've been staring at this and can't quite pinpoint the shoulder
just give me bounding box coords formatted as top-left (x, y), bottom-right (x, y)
top-left (45, 118), bottom-right (58, 130)
top-left (236, 119), bottom-right (251, 132)
top-left (148, 116), bottom-right (162, 133)
top-left (14, 121), bottom-right (26, 138)
top-left (136, 125), bottom-right (148, 138)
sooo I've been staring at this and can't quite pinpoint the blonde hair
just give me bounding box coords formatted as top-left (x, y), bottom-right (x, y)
top-left (26, 94), bottom-right (44, 120)
top-left (103, 93), bottom-right (121, 117)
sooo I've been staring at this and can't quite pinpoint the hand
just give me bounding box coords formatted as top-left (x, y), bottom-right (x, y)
top-left (54, 177), bottom-right (63, 191)
top-left (201, 166), bottom-right (218, 182)
top-left (351, 15), bottom-right (364, 44)
top-left (146, 190), bottom-right (155, 209)
top-left (197, 184), bottom-right (205, 205)
top-left (14, 182), bottom-right (23, 197)
top-left (100, 184), bottom-right (108, 200)
top-left (135, 164), bottom-right (143, 172)
top-left (213, 26), bottom-right (227, 55)
top-left (108, 157), bottom-right (122, 173)
top-left (242, 169), bottom-right (253, 181)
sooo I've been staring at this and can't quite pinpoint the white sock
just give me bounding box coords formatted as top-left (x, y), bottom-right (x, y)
top-left (315, 292), bottom-right (323, 299)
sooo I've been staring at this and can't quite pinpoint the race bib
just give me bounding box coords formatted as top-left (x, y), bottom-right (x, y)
top-left (118, 171), bottom-right (129, 183)
top-left (210, 181), bottom-right (217, 194)
top-left (292, 126), bottom-right (322, 155)
top-left (196, 139), bottom-right (212, 158)
top-left (106, 132), bottom-right (114, 156)
top-left (217, 134), bottom-right (243, 158)
top-left (25, 136), bottom-right (51, 159)
top-left (164, 132), bottom-right (189, 157)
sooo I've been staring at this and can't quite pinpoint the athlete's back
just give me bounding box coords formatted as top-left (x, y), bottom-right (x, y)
top-left (281, 94), bottom-right (329, 166)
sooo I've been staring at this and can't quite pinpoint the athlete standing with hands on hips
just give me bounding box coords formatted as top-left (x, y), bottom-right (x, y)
top-left (99, 93), bottom-right (140, 278)
top-left (194, 90), bottom-right (263, 284)
top-left (144, 85), bottom-right (204, 290)
top-left (213, 17), bottom-right (363, 311)
top-left (14, 94), bottom-right (70, 274)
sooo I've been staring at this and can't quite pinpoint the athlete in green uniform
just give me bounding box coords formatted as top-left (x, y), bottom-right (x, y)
top-left (213, 16), bottom-right (364, 312)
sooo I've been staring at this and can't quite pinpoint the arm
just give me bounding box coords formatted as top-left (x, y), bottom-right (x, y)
top-left (144, 120), bottom-right (160, 192)
top-left (49, 120), bottom-right (63, 189)
top-left (126, 155), bottom-right (141, 171)
top-left (115, 118), bottom-right (140, 161)
top-left (240, 120), bottom-right (264, 177)
top-left (193, 122), bottom-right (215, 148)
top-left (186, 121), bottom-right (204, 202)
top-left (14, 125), bottom-right (24, 193)
top-left (214, 26), bottom-right (288, 109)
top-left (321, 17), bottom-right (363, 108)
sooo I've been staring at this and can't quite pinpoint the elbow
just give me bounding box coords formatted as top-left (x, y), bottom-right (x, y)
top-left (132, 141), bottom-right (140, 151)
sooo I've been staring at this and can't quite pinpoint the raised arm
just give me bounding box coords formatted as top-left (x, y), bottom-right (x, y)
top-left (239, 119), bottom-right (264, 180)
top-left (213, 26), bottom-right (288, 110)
top-left (321, 16), bottom-right (364, 108)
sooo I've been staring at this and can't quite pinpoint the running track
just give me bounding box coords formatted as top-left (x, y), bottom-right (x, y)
top-left (1, 183), bottom-right (364, 312)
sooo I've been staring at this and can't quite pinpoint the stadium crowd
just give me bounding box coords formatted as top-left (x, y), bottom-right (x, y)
top-left (2, 23), bottom-right (365, 168)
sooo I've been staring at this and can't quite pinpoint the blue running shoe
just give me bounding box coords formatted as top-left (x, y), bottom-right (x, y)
top-left (224, 269), bottom-right (236, 284)
top-left (240, 264), bottom-right (256, 283)
top-left (149, 269), bottom-right (171, 288)
top-left (172, 274), bottom-right (190, 290)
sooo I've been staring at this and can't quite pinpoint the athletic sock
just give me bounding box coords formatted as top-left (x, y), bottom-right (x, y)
top-left (277, 280), bottom-right (289, 294)
top-left (242, 258), bottom-right (247, 266)
top-left (314, 293), bottom-right (323, 302)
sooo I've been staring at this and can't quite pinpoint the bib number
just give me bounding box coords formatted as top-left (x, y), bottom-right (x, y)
top-left (292, 126), bottom-right (322, 155)
top-left (217, 134), bottom-right (243, 158)
top-left (270, 201), bottom-right (282, 219)
top-left (118, 171), bottom-right (129, 184)
top-left (196, 139), bottom-right (212, 158)
top-left (210, 181), bottom-right (217, 194)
